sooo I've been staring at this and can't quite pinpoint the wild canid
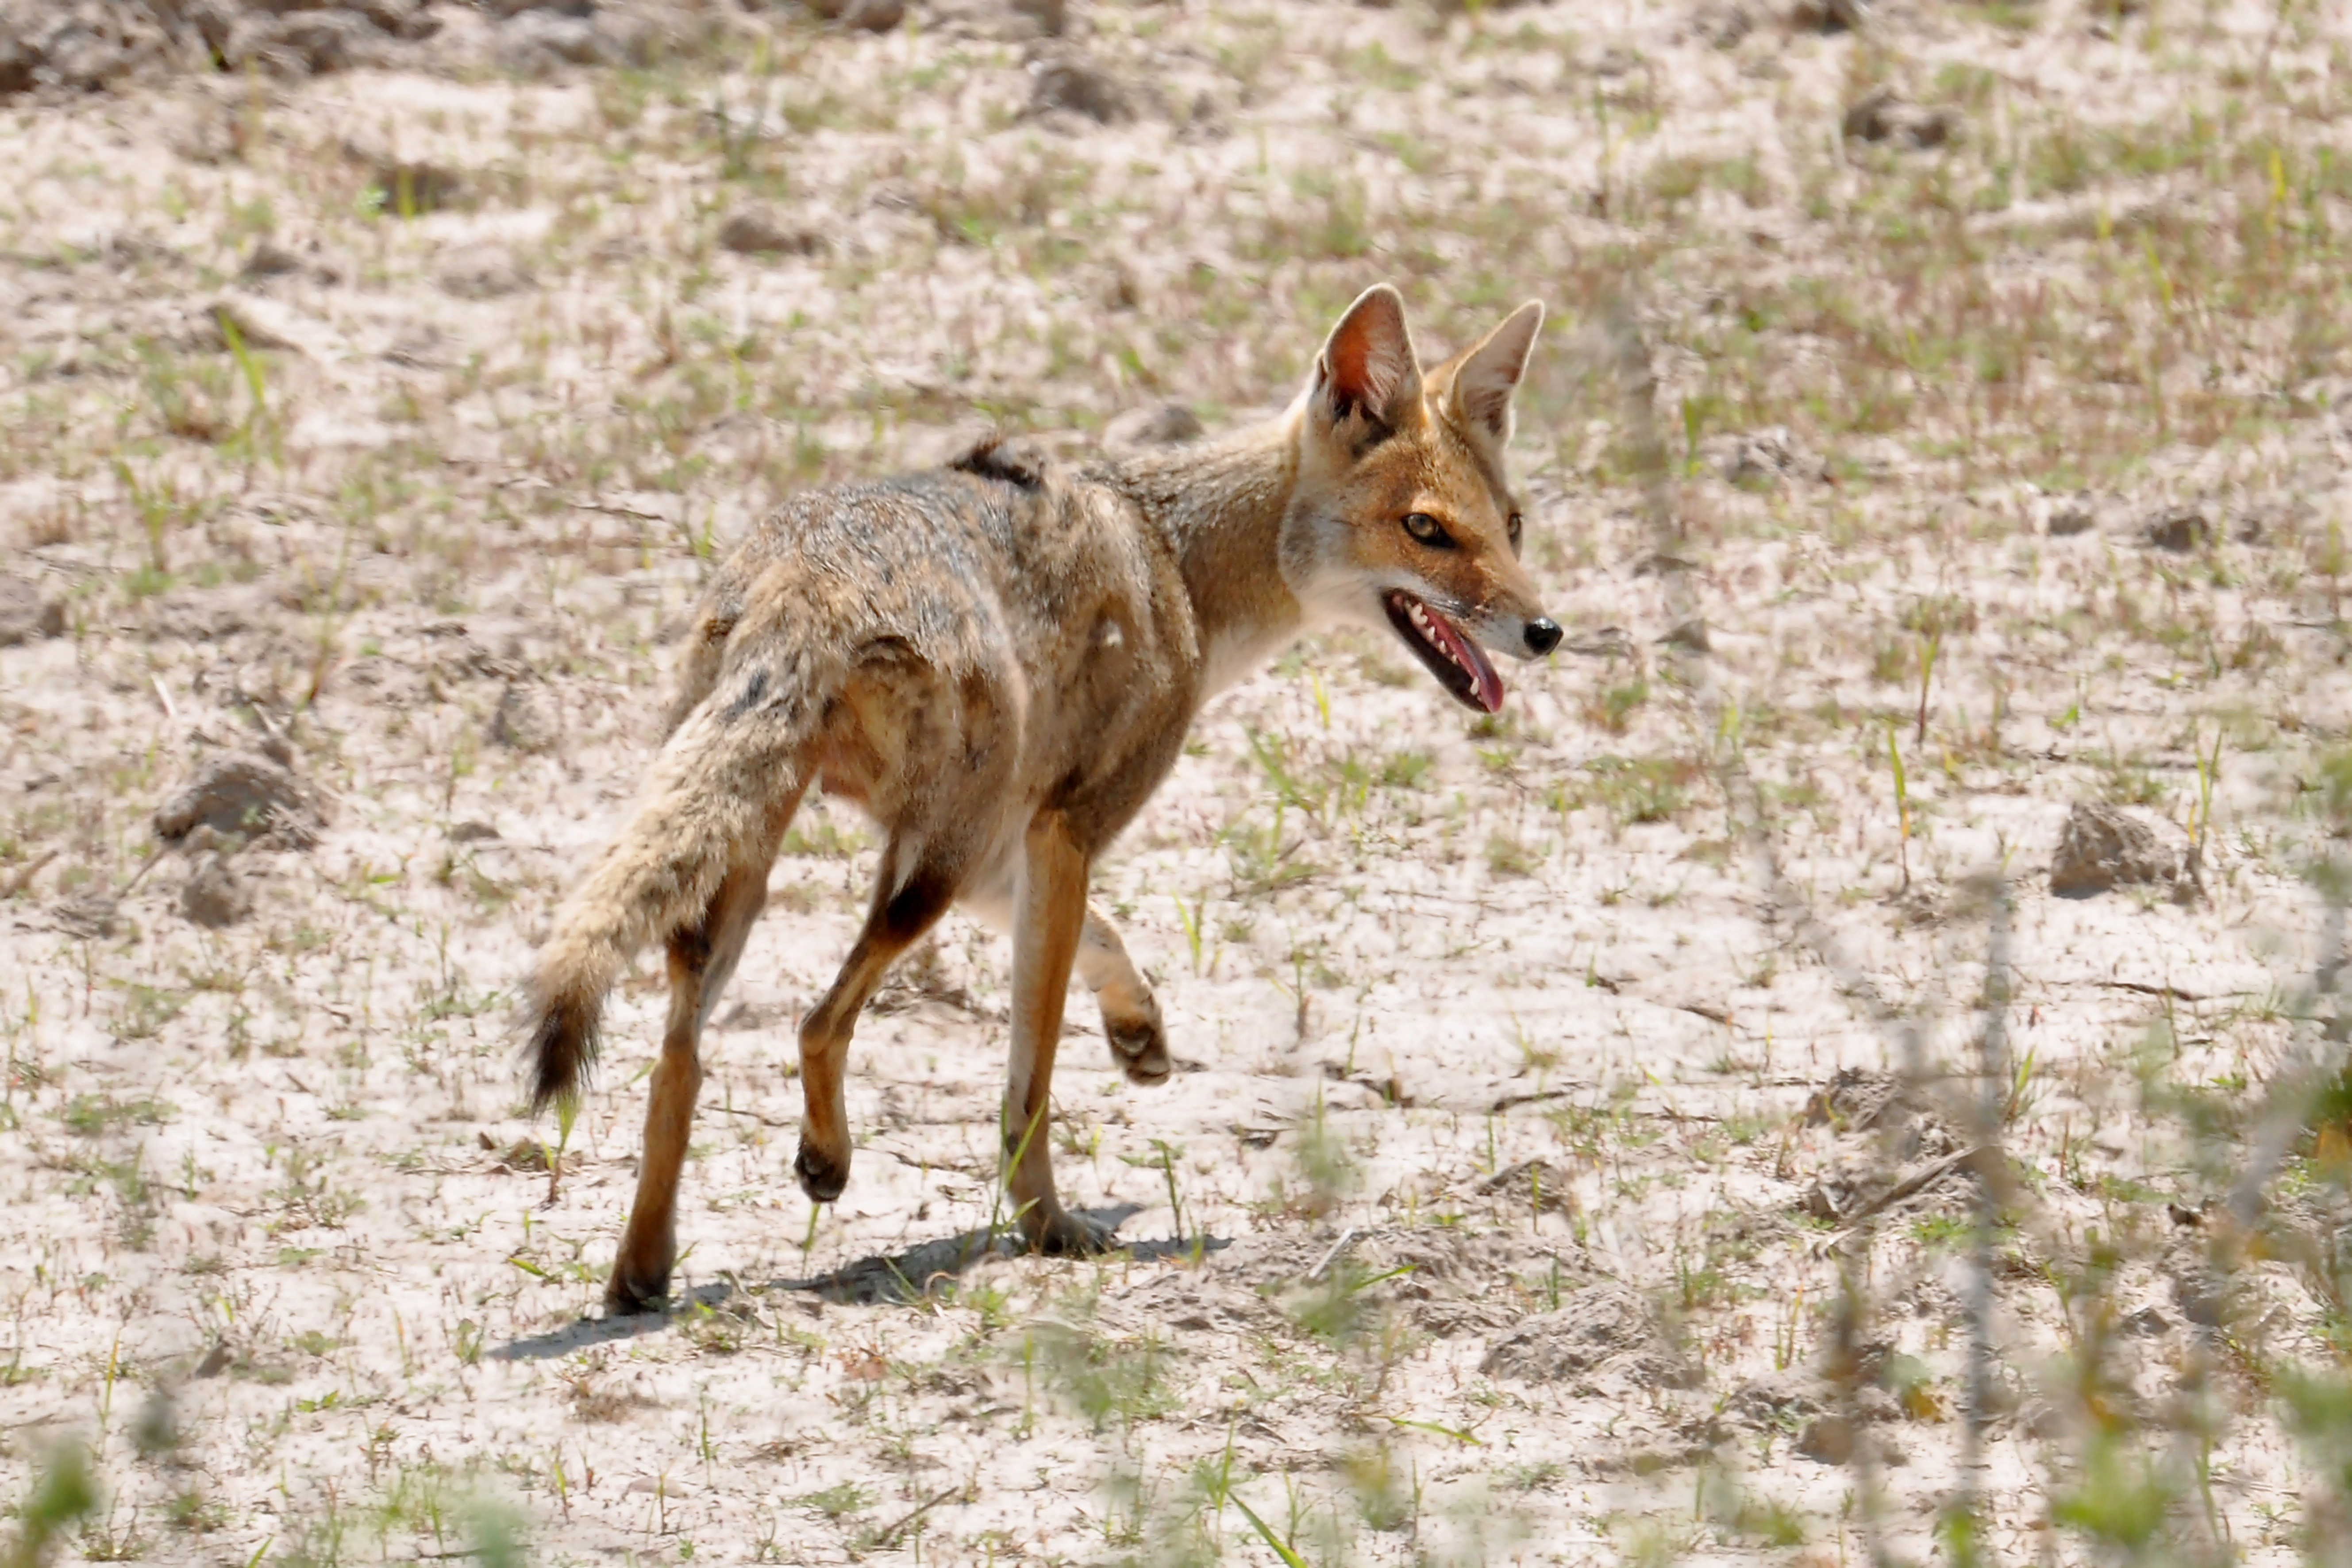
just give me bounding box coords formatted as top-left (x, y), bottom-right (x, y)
top-left (525, 284), bottom-right (1562, 1312)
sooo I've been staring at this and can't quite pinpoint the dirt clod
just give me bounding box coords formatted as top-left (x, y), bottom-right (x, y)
top-left (1480, 1282), bottom-right (1694, 1389)
top-left (1727, 1370), bottom-right (1828, 1428)
top-left (0, 0), bottom-right (179, 97)
top-left (2048, 801), bottom-right (2184, 898)
top-left (840, 0), bottom-right (907, 30)
top-left (0, 579), bottom-right (63, 645)
top-left (1841, 87), bottom-right (1958, 149)
top-left (227, 10), bottom-right (395, 77)
top-left (362, 155), bottom-right (466, 214)
top-left (491, 682), bottom-right (559, 751)
top-left (2144, 504), bottom-right (2215, 552)
top-left (1802, 1066), bottom-right (1915, 1133)
top-left (1027, 51), bottom-right (1132, 123)
top-left (1703, 425), bottom-right (1820, 486)
top-left (181, 853), bottom-right (252, 928)
top-left (2047, 492), bottom-right (2098, 536)
top-left (435, 244), bottom-right (532, 300)
top-left (1796, 1412), bottom-right (1855, 1462)
top-left (153, 750), bottom-right (321, 846)
top-left (1789, 0), bottom-right (1868, 31)
top-left (717, 205), bottom-right (826, 257)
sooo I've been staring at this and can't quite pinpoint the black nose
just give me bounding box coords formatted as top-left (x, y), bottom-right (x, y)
top-left (1525, 618), bottom-right (1563, 656)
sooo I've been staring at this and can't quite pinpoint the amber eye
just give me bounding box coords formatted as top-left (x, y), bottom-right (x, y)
top-left (1402, 512), bottom-right (1454, 548)
top-left (1507, 512), bottom-right (1524, 551)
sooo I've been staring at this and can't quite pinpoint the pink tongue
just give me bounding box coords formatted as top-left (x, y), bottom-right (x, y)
top-left (1428, 607), bottom-right (1505, 713)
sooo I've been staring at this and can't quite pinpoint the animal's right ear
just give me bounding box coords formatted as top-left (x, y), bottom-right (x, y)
top-left (1309, 284), bottom-right (1423, 444)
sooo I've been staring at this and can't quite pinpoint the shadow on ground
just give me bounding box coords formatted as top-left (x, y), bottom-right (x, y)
top-left (488, 1204), bottom-right (1235, 1359)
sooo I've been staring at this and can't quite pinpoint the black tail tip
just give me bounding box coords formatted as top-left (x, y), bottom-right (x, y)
top-left (523, 996), bottom-right (599, 1117)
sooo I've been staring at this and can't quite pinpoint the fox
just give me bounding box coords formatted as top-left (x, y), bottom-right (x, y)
top-left (524, 284), bottom-right (1563, 1313)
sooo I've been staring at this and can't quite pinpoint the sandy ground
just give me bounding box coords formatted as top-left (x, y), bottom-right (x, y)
top-left (2, 0), bottom-right (2352, 1562)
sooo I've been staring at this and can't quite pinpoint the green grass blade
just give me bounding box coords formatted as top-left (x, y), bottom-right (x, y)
top-left (1228, 1492), bottom-right (1308, 1568)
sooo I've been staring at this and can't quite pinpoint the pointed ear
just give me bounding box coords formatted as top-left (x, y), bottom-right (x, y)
top-left (1310, 284), bottom-right (1422, 439)
top-left (1447, 300), bottom-right (1544, 446)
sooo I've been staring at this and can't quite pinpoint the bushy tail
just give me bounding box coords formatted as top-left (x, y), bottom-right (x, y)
top-left (524, 663), bottom-right (821, 1113)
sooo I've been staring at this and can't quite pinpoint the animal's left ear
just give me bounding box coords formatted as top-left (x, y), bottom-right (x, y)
top-left (1443, 301), bottom-right (1544, 447)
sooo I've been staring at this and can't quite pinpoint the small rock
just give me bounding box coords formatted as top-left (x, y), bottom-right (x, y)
top-left (478, 0), bottom-right (594, 15)
top-left (0, 579), bottom-right (65, 646)
top-left (0, 1), bottom-right (177, 96)
top-left (240, 238), bottom-right (342, 286)
top-left (154, 751), bottom-right (320, 846)
top-left (2144, 504), bottom-right (2214, 552)
top-left (2048, 802), bottom-right (2183, 899)
top-left (52, 890), bottom-right (117, 939)
top-left (1658, 617), bottom-right (1711, 653)
top-left (181, 854), bottom-right (251, 928)
top-left (920, 0), bottom-right (1064, 37)
top-left (365, 157), bottom-right (466, 214)
top-left (1480, 1283), bottom-right (1695, 1387)
top-left (206, 295), bottom-right (312, 355)
top-left (1728, 1371), bottom-right (1828, 1428)
top-left (1702, 426), bottom-right (1819, 487)
top-left (350, 0), bottom-right (440, 39)
top-left (1842, 87), bottom-right (1959, 150)
top-left (591, 4), bottom-right (717, 68)
top-left (2121, 1305), bottom-right (2171, 1337)
top-left (1854, 1383), bottom-right (1904, 1423)
top-left (239, 239), bottom-right (305, 280)
top-left (2171, 1258), bottom-right (2230, 1328)
top-left (435, 244), bottom-right (532, 300)
top-left (1796, 1413), bottom-right (1854, 1463)
top-left (1027, 52), bottom-right (1134, 123)
top-left (1802, 1066), bottom-right (1916, 1133)
top-left (1103, 402), bottom-right (1204, 451)
top-left (1693, 3), bottom-right (1753, 46)
top-left (717, 206), bottom-right (826, 257)
top-left (491, 682), bottom-right (559, 752)
top-left (226, 11), bottom-right (393, 77)
top-left (496, 9), bottom-right (609, 69)
top-left (1789, 0), bottom-right (1868, 30)
top-left (449, 820), bottom-right (501, 844)
top-left (840, 0), bottom-right (906, 29)
top-left (131, 1386), bottom-right (180, 1458)
top-left (2046, 493), bottom-right (2097, 536)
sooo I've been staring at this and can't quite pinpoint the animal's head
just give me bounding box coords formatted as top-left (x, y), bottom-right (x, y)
top-left (1279, 284), bottom-right (1558, 713)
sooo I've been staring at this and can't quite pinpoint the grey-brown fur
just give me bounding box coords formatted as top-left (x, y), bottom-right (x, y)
top-left (525, 286), bottom-right (1556, 1311)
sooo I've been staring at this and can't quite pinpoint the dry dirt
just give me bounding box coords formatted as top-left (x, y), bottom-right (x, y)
top-left (3, 0), bottom-right (2352, 1564)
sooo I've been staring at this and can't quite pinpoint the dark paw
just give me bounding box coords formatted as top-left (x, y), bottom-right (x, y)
top-left (1025, 1204), bottom-right (1114, 1256)
top-left (794, 1142), bottom-right (849, 1203)
top-left (604, 1269), bottom-right (670, 1317)
top-left (1104, 998), bottom-right (1170, 1086)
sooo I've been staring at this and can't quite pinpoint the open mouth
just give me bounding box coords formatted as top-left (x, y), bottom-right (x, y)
top-left (1382, 590), bottom-right (1504, 714)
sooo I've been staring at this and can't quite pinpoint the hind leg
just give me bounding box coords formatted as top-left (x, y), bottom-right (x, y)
top-left (793, 853), bottom-right (960, 1204)
top-left (606, 857), bottom-right (775, 1314)
top-left (1078, 907), bottom-right (1169, 1086)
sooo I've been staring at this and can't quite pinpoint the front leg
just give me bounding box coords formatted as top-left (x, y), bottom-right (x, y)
top-left (1079, 905), bottom-right (1170, 1086)
top-left (1005, 813), bottom-right (1111, 1254)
